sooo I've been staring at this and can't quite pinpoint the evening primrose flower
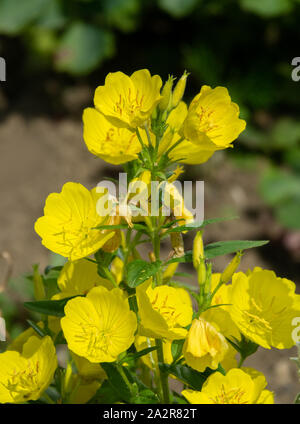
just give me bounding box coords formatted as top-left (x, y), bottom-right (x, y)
top-left (34, 182), bottom-right (116, 261)
top-left (61, 286), bottom-right (137, 363)
top-left (7, 319), bottom-right (61, 353)
top-left (183, 317), bottom-right (228, 372)
top-left (136, 281), bottom-right (193, 340)
top-left (229, 269), bottom-right (300, 349)
top-left (94, 69), bottom-right (162, 128)
top-left (52, 258), bottom-right (114, 300)
top-left (83, 107), bottom-right (149, 164)
top-left (62, 358), bottom-right (103, 404)
top-left (158, 102), bottom-right (221, 165)
top-left (161, 181), bottom-right (194, 226)
top-left (182, 368), bottom-right (274, 404)
top-left (183, 85), bottom-right (246, 149)
top-left (201, 307), bottom-right (240, 371)
top-left (0, 336), bottom-right (57, 403)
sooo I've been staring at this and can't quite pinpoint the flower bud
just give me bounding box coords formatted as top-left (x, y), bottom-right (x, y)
top-left (172, 70), bottom-right (189, 109)
top-left (33, 264), bottom-right (45, 301)
top-left (197, 259), bottom-right (206, 287)
top-left (220, 251), bottom-right (243, 284)
top-left (163, 262), bottom-right (179, 282)
top-left (183, 317), bottom-right (228, 372)
top-left (159, 75), bottom-right (174, 112)
top-left (193, 231), bottom-right (204, 269)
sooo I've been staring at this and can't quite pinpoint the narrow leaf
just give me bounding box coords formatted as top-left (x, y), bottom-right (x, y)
top-left (126, 260), bottom-right (162, 288)
top-left (24, 296), bottom-right (78, 317)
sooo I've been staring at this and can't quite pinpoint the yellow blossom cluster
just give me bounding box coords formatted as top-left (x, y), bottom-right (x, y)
top-left (1, 69), bottom-right (299, 405)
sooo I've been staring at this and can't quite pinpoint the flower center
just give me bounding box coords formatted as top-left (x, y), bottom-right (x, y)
top-left (114, 88), bottom-right (145, 118)
top-left (6, 361), bottom-right (40, 400)
top-left (196, 106), bottom-right (219, 134)
top-left (243, 298), bottom-right (272, 333)
top-left (211, 384), bottom-right (249, 404)
top-left (151, 292), bottom-right (182, 327)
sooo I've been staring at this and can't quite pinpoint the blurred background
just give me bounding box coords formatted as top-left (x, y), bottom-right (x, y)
top-left (0, 0), bottom-right (299, 403)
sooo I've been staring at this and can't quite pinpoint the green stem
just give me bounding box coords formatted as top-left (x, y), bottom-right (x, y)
top-left (102, 267), bottom-right (118, 288)
top-left (136, 128), bottom-right (146, 149)
top-left (164, 136), bottom-right (184, 157)
top-left (155, 339), bottom-right (170, 404)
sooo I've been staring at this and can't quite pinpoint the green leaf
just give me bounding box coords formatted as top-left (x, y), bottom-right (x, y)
top-left (204, 240), bottom-right (269, 259)
top-left (276, 197), bottom-right (300, 230)
top-left (295, 393), bottom-right (300, 404)
top-left (134, 389), bottom-right (159, 404)
top-left (126, 260), bottom-right (162, 288)
top-left (171, 339), bottom-right (185, 363)
top-left (35, 0), bottom-right (66, 30)
top-left (163, 216), bottom-right (238, 234)
top-left (103, 0), bottom-right (140, 32)
top-left (121, 346), bottom-right (158, 363)
top-left (158, 0), bottom-right (199, 18)
top-left (269, 118), bottom-right (300, 150)
top-left (24, 296), bottom-right (78, 317)
top-left (161, 363), bottom-right (214, 391)
top-left (240, 0), bottom-right (292, 17)
top-left (260, 168), bottom-right (300, 206)
top-left (26, 320), bottom-right (47, 337)
top-left (55, 23), bottom-right (115, 75)
top-left (100, 363), bottom-right (132, 403)
top-left (166, 239), bottom-right (268, 264)
top-left (0, 0), bottom-right (46, 34)
top-left (89, 380), bottom-right (122, 404)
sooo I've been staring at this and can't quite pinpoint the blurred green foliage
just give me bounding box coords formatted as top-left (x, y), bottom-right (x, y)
top-left (0, 0), bottom-right (299, 229)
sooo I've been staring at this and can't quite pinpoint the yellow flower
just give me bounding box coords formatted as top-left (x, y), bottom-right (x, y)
top-left (68, 379), bottom-right (100, 404)
top-left (135, 336), bottom-right (173, 369)
top-left (62, 357), bottom-right (102, 404)
top-left (183, 85), bottom-right (246, 149)
top-left (72, 353), bottom-right (106, 381)
top-left (229, 269), bottom-right (300, 349)
top-left (8, 319), bottom-right (61, 352)
top-left (83, 108), bottom-right (149, 164)
top-left (136, 281), bottom-right (193, 340)
top-left (35, 182), bottom-right (116, 261)
top-left (0, 336), bottom-right (57, 403)
top-left (182, 368), bottom-right (274, 404)
top-left (61, 286), bottom-right (137, 363)
top-left (201, 307), bottom-right (240, 371)
top-left (158, 102), bottom-right (221, 165)
top-left (183, 317), bottom-right (228, 372)
top-left (210, 273), bottom-right (232, 306)
top-left (161, 181), bottom-right (194, 226)
top-left (94, 69), bottom-right (162, 128)
top-left (52, 258), bottom-right (113, 300)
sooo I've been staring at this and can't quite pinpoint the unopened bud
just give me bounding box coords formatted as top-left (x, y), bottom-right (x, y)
top-left (149, 252), bottom-right (156, 263)
top-left (172, 70), bottom-right (189, 108)
top-left (159, 75), bottom-right (174, 112)
top-left (163, 262), bottom-right (179, 282)
top-left (193, 231), bottom-right (204, 269)
top-left (197, 258), bottom-right (206, 286)
top-left (221, 251), bottom-right (243, 284)
top-left (33, 264), bottom-right (45, 301)
top-left (63, 362), bottom-right (73, 396)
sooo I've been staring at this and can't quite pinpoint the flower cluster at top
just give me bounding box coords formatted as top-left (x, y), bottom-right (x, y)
top-left (0, 70), bottom-right (299, 405)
